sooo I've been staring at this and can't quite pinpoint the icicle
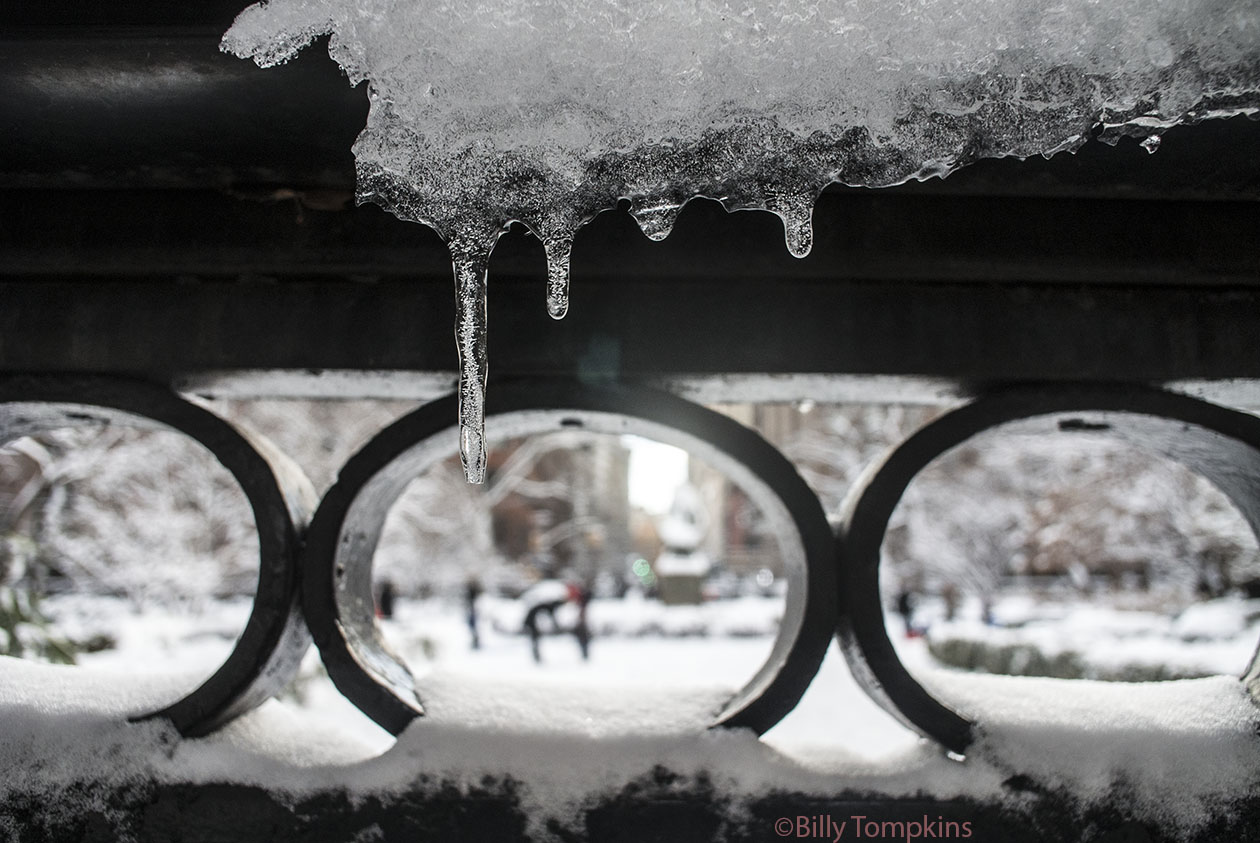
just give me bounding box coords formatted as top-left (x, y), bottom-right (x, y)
top-left (452, 238), bottom-right (491, 484)
top-left (765, 189), bottom-right (815, 259)
top-left (543, 233), bottom-right (573, 320)
top-left (632, 202), bottom-right (683, 243)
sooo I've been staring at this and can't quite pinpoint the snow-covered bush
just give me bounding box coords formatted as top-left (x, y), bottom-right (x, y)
top-left (926, 596), bottom-right (1260, 680)
top-left (0, 534), bottom-right (74, 663)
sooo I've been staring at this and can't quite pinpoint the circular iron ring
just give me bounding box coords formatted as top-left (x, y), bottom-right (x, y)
top-left (0, 375), bottom-right (315, 736)
top-left (303, 379), bottom-right (837, 736)
top-left (838, 383), bottom-right (1260, 755)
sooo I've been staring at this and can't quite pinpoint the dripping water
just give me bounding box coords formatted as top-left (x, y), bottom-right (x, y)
top-left (764, 190), bottom-right (815, 259)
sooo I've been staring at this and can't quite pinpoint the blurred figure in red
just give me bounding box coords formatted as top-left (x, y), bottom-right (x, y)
top-left (375, 579), bottom-right (396, 620)
top-left (519, 578), bottom-right (592, 663)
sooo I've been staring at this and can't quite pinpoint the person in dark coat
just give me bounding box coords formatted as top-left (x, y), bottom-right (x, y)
top-left (519, 578), bottom-right (594, 663)
top-left (571, 582), bottom-right (592, 661)
top-left (465, 576), bottom-right (483, 650)
top-left (376, 579), bottom-right (396, 620)
top-left (520, 579), bottom-right (570, 663)
top-left (895, 589), bottom-right (915, 636)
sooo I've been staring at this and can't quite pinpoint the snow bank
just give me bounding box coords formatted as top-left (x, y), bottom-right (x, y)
top-left (2, 649), bottom-right (1257, 838)
top-left (925, 671), bottom-right (1260, 832)
top-left (0, 657), bottom-right (377, 780)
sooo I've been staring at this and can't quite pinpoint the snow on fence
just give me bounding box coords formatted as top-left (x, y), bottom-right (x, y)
top-left (1, 375), bottom-right (1259, 841)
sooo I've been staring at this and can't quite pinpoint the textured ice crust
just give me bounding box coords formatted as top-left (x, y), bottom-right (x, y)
top-left (223, 0), bottom-right (1260, 242)
top-left (223, 0), bottom-right (1260, 478)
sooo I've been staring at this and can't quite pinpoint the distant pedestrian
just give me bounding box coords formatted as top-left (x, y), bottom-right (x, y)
top-left (895, 589), bottom-right (915, 636)
top-left (465, 576), bottom-right (483, 650)
top-left (376, 579), bottom-right (396, 620)
top-left (571, 581), bottom-right (592, 661)
top-left (941, 583), bottom-right (959, 622)
top-left (520, 579), bottom-right (570, 663)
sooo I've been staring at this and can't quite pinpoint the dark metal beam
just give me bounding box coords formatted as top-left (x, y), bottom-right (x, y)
top-left (2, 23), bottom-right (1259, 198)
top-left (2, 17), bottom-right (1258, 400)
top-left (2, 188), bottom-right (1257, 285)
top-left (3, 273), bottom-right (1260, 390)
top-left (2, 171), bottom-right (1255, 395)
top-left (0, 34), bottom-right (365, 190)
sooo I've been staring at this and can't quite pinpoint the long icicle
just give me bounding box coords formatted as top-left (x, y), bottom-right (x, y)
top-left (452, 237), bottom-right (492, 483)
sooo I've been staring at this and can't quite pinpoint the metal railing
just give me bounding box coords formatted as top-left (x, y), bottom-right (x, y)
top-left (4, 374), bottom-right (1258, 752)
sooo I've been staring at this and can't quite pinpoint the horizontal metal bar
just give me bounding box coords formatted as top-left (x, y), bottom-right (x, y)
top-left (160, 371), bottom-right (1260, 411)
top-left (3, 28), bottom-right (1260, 199)
top-left (0, 35), bottom-right (365, 190)
top-left (172, 370), bottom-right (973, 405)
top-left (2, 187), bottom-right (1257, 287)
top-left (5, 277), bottom-right (1260, 387)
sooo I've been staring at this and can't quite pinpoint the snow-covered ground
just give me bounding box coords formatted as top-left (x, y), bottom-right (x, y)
top-left (40, 592), bottom-right (887, 756)
top-left (32, 591), bottom-right (1260, 757)
top-left (3, 592), bottom-right (1260, 838)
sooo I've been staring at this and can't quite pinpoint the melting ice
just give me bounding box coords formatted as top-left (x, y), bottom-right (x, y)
top-left (223, 0), bottom-right (1260, 481)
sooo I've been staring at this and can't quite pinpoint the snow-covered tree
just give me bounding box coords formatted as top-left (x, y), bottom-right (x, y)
top-left (30, 426), bottom-right (258, 605)
top-left (786, 407), bottom-right (1260, 609)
